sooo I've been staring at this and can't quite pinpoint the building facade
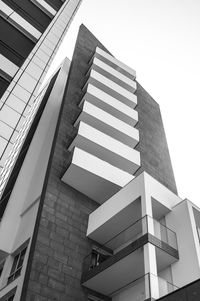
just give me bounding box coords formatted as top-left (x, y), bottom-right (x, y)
top-left (0, 0), bottom-right (82, 174)
top-left (0, 24), bottom-right (200, 301)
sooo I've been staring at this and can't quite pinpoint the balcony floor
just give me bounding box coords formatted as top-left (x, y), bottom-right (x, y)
top-left (82, 234), bottom-right (178, 296)
top-left (82, 247), bottom-right (144, 296)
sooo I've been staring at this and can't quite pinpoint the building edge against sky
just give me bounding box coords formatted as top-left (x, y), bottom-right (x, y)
top-left (0, 0), bottom-right (83, 174)
top-left (0, 24), bottom-right (200, 301)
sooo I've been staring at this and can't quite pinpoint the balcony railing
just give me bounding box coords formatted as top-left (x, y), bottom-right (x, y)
top-left (83, 215), bottom-right (178, 274)
top-left (86, 273), bottom-right (178, 301)
top-left (149, 215), bottom-right (178, 250)
top-left (111, 273), bottom-right (178, 300)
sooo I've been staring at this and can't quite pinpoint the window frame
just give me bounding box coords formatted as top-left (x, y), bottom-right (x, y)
top-left (7, 245), bottom-right (27, 284)
top-left (0, 286), bottom-right (16, 301)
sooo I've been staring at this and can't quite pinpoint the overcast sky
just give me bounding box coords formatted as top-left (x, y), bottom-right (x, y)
top-left (47, 0), bottom-right (200, 206)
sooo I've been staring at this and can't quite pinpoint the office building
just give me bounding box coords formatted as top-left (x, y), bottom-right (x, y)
top-left (0, 24), bottom-right (200, 301)
top-left (0, 0), bottom-right (82, 174)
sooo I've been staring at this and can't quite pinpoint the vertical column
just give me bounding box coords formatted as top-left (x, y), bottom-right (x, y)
top-left (141, 179), bottom-right (160, 300)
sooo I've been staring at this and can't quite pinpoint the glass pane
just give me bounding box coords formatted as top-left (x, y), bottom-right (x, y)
top-left (111, 274), bottom-right (150, 300)
top-left (17, 247), bottom-right (27, 268)
top-left (0, 266), bottom-right (3, 277)
top-left (14, 267), bottom-right (22, 279)
top-left (7, 275), bottom-right (14, 284)
top-left (10, 254), bottom-right (19, 275)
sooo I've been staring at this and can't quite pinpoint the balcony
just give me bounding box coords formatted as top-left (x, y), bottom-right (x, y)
top-left (95, 47), bottom-right (136, 79)
top-left (61, 147), bottom-right (134, 204)
top-left (74, 101), bottom-right (139, 148)
top-left (68, 121), bottom-right (140, 174)
top-left (80, 84), bottom-right (138, 127)
top-left (83, 69), bottom-right (137, 109)
top-left (87, 273), bottom-right (178, 301)
top-left (110, 273), bottom-right (178, 301)
top-left (81, 216), bottom-right (178, 296)
top-left (88, 57), bottom-right (137, 93)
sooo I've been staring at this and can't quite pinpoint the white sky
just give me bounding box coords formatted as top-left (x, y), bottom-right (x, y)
top-left (47, 0), bottom-right (200, 206)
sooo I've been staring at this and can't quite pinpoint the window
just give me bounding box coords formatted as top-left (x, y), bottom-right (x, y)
top-left (5, 295), bottom-right (14, 301)
top-left (7, 247), bottom-right (27, 284)
top-left (0, 265), bottom-right (3, 278)
top-left (0, 287), bottom-right (16, 301)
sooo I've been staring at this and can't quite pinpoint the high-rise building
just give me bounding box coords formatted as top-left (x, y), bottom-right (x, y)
top-left (0, 0), bottom-right (82, 174)
top-left (0, 24), bottom-right (200, 301)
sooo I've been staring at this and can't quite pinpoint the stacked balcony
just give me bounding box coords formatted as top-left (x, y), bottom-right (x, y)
top-left (81, 215), bottom-right (178, 298)
top-left (62, 47), bottom-right (140, 203)
top-left (81, 173), bottom-right (180, 300)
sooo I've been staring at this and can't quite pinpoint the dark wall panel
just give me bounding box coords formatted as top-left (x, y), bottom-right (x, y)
top-left (45, 0), bottom-right (63, 11)
top-left (134, 82), bottom-right (177, 194)
top-left (0, 17), bottom-right (35, 66)
top-left (2, 0), bottom-right (51, 32)
top-left (0, 76), bottom-right (9, 99)
top-left (0, 41), bottom-right (23, 66)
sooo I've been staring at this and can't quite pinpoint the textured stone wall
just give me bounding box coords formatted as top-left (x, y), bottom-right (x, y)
top-left (23, 25), bottom-right (111, 301)
top-left (135, 82), bottom-right (177, 194)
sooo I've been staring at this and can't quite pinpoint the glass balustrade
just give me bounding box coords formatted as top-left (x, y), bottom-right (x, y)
top-left (83, 215), bottom-right (178, 274)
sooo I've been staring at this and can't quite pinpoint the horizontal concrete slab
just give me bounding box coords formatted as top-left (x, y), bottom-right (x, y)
top-left (96, 46), bottom-right (136, 79)
top-left (69, 121), bottom-right (141, 173)
top-left (62, 147), bottom-right (134, 204)
top-left (75, 101), bottom-right (139, 148)
top-left (87, 70), bottom-right (137, 108)
top-left (81, 84), bottom-right (138, 127)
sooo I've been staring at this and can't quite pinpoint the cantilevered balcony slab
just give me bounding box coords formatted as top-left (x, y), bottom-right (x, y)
top-left (86, 70), bottom-right (137, 109)
top-left (82, 247), bottom-right (144, 296)
top-left (95, 47), bottom-right (136, 79)
top-left (80, 84), bottom-right (138, 127)
top-left (75, 101), bottom-right (139, 148)
top-left (90, 57), bottom-right (136, 92)
top-left (87, 197), bottom-right (142, 246)
top-left (87, 172), bottom-right (181, 246)
top-left (82, 243), bottom-right (178, 298)
top-left (82, 216), bottom-right (178, 296)
top-left (68, 122), bottom-right (140, 174)
top-left (62, 147), bottom-right (134, 204)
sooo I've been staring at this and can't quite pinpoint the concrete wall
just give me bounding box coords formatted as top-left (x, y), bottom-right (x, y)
top-left (21, 25), bottom-right (112, 301)
top-left (166, 200), bottom-right (200, 287)
top-left (135, 83), bottom-right (177, 195)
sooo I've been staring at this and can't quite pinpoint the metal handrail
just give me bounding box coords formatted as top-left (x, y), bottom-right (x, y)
top-left (84, 214), bottom-right (178, 262)
top-left (111, 272), bottom-right (179, 298)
